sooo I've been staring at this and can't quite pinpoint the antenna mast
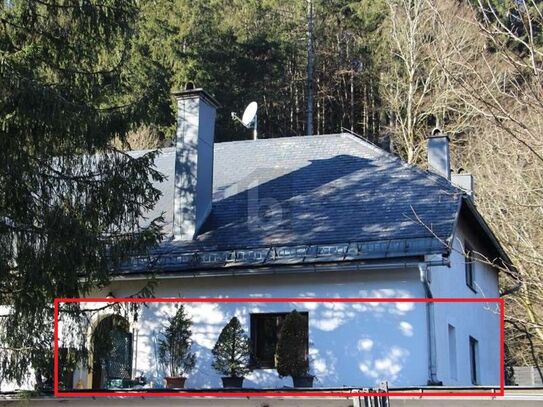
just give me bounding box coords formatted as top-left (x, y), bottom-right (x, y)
top-left (306, 0), bottom-right (315, 136)
top-left (253, 115), bottom-right (257, 140)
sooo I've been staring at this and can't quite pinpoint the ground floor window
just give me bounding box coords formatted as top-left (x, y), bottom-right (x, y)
top-left (469, 335), bottom-right (479, 385)
top-left (250, 312), bottom-right (308, 368)
top-left (448, 324), bottom-right (457, 380)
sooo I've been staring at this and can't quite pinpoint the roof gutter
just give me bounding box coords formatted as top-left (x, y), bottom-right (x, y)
top-left (109, 257), bottom-right (448, 282)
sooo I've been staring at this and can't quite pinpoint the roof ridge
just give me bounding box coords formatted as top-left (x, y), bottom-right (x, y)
top-left (214, 133), bottom-right (343, 148)
top-left (129, 133), bottom-right (463, 195)
top-left (339, 132), bottom-right (464, 195)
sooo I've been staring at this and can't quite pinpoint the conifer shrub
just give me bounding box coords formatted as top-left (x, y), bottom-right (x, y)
top-left (158, 305), bottom-right (196, 378)
top-left (276, 310), bottom-right (310, 378)
top-left (212, 317), bottom-right (252, 377)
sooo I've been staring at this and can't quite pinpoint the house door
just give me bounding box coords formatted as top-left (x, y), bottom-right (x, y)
top-left (91, 315), bottom-right (132, 389)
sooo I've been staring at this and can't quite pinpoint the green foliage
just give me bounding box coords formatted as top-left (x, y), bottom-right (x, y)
top-left (472, 0), bottom-right (543, 51)
top-left (212, 317), bottom-right (252, 377)
top-left (275, 310), bottom-right (309, 378)
top-left (158, 305), bottom-right (196, 377)
top-left (59, 347), bottom-right (87, 391)
top-left (0, 0), bottom-right (169, 386)
top-left (503, 343), bottom-right (516, 385)
top-left (135, 0), bottom-right (388, 142)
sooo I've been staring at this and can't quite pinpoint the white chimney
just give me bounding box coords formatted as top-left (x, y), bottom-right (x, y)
top-left (427, 129), bottom-right (451, 180)
top-left (172, 88), bottom-right (220, 240)
top-left (452, 172), bottom-right (474, 197)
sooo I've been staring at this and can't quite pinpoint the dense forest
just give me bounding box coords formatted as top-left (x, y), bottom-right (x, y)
top-left (1, 0), bottom-right (542, 386)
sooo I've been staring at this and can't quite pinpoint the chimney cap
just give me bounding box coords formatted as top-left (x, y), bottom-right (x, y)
top-left (428, 128), bottom-right (449, 139)
top-left (172, 88), bottom-right (221, 109)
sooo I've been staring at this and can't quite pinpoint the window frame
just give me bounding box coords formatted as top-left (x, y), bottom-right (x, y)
top-left (469, 335), bottom-right (479, 385)
top-left (465, 242), bottom-right (476, 292)
top-left (250, 312), bottom-right (308, 369)
top-left (448, 324), bottom-right (457, 381)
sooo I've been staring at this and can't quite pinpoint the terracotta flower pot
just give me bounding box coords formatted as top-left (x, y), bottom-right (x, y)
top-left (165, 376), bottom-right (187, 389)
top-left (292, 375), bottom-right (314, 388)
top-left (221, 376), bottom-right (244, 388)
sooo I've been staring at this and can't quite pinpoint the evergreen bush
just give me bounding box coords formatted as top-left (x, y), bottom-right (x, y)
top-left (276, 310), bottom-right (310, 378)
top-left (212, 317), bottom-right (252, 377)
top-left (158, 305), bottom-right (196, 377)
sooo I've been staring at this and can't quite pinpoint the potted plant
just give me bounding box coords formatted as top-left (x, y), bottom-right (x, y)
top-left (158, 305), bottom-right (196, 389)
top-left (276, 310), bottom-right (314, 388)
top-left (212, 316), bottom-right (252, 388)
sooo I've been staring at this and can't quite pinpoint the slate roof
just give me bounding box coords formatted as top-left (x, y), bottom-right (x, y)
top-left (123, 133), bottom-right (471, 273)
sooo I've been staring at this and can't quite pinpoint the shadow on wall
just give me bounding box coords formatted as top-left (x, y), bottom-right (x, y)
top-left (142, 303), bottom-right (227, 389)
top-left (133, 300), bottom-right (424, 388)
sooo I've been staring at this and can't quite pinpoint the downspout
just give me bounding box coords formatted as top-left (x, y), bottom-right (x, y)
top-left (419, 263), bottom-right (441, 385)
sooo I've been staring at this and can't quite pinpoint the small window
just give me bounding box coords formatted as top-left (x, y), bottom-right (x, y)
top-left (250, 312), bottom-right (308, 368)
top-left (448, 324), bottom-right (457, 380)
top-left (469, 336), bottom-right (479, 385)
top-left (465, 243), bottom-right (476, 292)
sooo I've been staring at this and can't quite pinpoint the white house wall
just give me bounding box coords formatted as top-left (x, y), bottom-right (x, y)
top-left (90, 269), bottom-right (430, 389)
top-left (83, 266), bottom-right (499, 389)
top-left (429, 222), bottom-right (501, 386)
top-left (429, 222), bottom-right (500, 299)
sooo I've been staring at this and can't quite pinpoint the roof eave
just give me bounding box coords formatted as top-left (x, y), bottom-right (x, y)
top-left (115, 236), bottom-right (450, 276)
top-left (110, 255), bottom-right (442, 281)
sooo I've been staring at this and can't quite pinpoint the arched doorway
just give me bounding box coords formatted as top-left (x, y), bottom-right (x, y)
top-left (91, 315), bottom-right (132, 389)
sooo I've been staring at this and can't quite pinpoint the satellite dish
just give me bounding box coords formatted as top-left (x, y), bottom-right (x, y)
top-left (231, 101), bottom-right (258, 140)
top-left (241, 101), bottom-right (258, 127)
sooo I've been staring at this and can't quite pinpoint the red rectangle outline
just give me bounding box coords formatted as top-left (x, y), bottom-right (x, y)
top-left (54, 297), bottom-right (505, 398)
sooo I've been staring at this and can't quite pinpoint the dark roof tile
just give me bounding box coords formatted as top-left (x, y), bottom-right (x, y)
top-left (140, 133), bottom-right (463, 254)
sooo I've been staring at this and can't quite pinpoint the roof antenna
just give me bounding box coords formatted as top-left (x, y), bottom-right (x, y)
top-left (231, 102), bottom-right (258, 140)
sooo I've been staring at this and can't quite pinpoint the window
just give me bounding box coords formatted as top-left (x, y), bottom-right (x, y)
top-left (448, 324), bottom-right (457, 380)
top-left (469, 336), bottom-right (479, 385)
top-left (250, 312), bottom-right (308, 368)
top-left (465, 243), bottom-right (476, 292)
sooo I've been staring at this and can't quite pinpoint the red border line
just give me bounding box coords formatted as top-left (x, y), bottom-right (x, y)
top-left (54, 391), bottom-right (502, 397)
top-left (56, 297), bottom-right (499, 303)
top-left (54, 297), bottom-right (505, 398)
top-left (500, 298), bottom-right (505, 391)
top-left (54, 298), bottom-right (59, 396)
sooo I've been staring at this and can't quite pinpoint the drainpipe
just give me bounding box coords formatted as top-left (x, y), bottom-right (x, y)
top-left (419, 263), bottom-right (441, 385)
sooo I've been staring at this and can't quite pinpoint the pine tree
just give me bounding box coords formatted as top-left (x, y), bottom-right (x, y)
top-left (276, 310), bottom-right (309, 378)
top-left (158, 305), bottom-right (196, 377)
top-left (211, 317), bottom-right (251, 378)
top-left (0, 0), bottom-right (170, 386)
